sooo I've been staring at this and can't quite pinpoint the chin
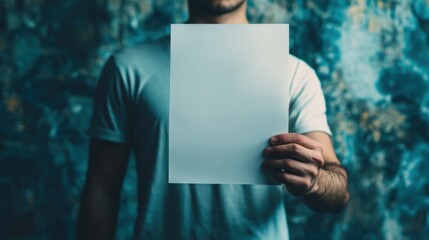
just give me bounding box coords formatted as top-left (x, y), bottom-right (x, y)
top-left (189, 0), bottom-right (246, 15)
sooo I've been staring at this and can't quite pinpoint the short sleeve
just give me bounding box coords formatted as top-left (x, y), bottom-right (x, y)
top-left (87, 56), bottom-right (130, 143)
top-left (288, 59), bottom-right (332, 136)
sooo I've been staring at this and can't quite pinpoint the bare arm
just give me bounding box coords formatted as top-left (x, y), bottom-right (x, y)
top-left (301, 132), bottom-right (349, 213)
top-left (77, 138), bottom-right (131, 240)
top-left (262, 132), bottom-right (349, 213)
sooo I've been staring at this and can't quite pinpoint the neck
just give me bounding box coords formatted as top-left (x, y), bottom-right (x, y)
top-left (187, 2), bottom-right (249, 24)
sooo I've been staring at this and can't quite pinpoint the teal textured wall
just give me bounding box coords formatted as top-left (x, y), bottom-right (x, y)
top-left (1, 0), bottom-right (429, 239)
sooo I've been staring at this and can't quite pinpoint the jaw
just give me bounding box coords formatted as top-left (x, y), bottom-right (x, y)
top-left (188, 0), bottom-right (247, 16)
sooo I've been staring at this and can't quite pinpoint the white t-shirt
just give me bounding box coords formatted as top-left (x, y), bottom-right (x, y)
top-left (88, 36), bottom-right (331, 240)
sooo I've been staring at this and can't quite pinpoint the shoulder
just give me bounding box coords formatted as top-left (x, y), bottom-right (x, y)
top-left (288, 54), bottom-right (316, 79)
top-left (110, 36), bottom-right (170, 72)
top-left (288, 54), bottom-right (323, 100)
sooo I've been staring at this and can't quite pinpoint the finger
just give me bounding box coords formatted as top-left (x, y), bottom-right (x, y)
top-left (261, 159), bottom-right (303, 175)
top-left (275, 172), bottom-right (312, 196)
top-left (264, 143), bottom-right (312, 162)
top-left (264, 144), bottom-right (323, 166)
top-left (270, 133), bottom-right (323, 151)
top-left (262, 159), bottom-right (319, 177)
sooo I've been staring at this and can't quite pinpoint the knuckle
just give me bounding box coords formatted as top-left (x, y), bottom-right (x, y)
top-left (303, 178), bottom-right (312, 189)
top-left (293, 133), bottom-right (304, 143)
top-left (308, 166), bottom-right (318, 177)
top-left (312, 152), bottom-right (324, 165)
top-left (282, 159), bottom-right (293, 169)
top-left (319, 157), bottom-right (325, 166)
top-left (290, 143), bottom-right (302, 153)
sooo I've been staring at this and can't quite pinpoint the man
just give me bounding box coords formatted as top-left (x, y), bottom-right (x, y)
top-left (77, 0), bottom-right (349, 239)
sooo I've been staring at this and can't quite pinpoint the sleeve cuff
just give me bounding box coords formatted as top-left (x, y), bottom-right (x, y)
top-left (290, 115), bottom-right (332, 136)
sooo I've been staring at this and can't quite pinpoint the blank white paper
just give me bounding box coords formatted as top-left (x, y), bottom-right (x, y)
top-left (169, 24), bottom-right (290, 184)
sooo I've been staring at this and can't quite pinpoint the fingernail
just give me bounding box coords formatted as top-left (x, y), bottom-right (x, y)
top-left (270, 137), bottom-right (278, 145)
top-left (265, 147), bottom-right (273, 153)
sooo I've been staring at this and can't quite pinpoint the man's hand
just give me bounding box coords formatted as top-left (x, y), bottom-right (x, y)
top-left (262, 132), bottom-right (349, 213)
top-left (262, 133), bottom-right (324, 196)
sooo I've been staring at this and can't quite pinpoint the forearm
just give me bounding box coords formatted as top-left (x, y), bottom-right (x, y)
top-left (303, 162), bottom-right (349, 213)
top-left (77, 179), bottom-right (122, 240)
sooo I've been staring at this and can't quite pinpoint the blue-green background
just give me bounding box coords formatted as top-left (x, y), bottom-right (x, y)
top-left (1, 0), bottom-right (429, 239)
